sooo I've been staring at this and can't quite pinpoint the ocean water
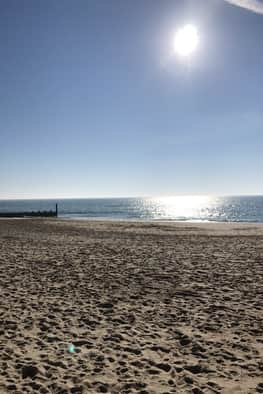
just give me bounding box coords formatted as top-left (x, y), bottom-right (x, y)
top-left (0, 196), bottom-right (263, 223)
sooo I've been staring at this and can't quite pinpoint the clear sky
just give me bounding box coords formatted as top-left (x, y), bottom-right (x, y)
top-left (1, 0), bottom-right (263, 199)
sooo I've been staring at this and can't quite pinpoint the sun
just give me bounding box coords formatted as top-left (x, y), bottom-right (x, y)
top-left (174, 24), bottom-right (199, 57)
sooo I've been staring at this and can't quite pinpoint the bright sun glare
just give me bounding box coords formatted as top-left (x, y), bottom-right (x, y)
top-left (174, 24), bottom-right (199, 57)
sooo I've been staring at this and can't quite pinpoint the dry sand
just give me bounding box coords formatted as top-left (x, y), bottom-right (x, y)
top-left (0, 219), bottom-right (262, 394)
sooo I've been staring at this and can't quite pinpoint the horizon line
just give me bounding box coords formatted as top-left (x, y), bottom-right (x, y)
top-left (0, 193), bottom-right (263, 201)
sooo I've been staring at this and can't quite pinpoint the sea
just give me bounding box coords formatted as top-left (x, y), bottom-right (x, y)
top-left (0, 196), bottom-right (263, 223)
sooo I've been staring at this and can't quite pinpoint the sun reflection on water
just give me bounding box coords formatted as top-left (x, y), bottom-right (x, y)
top-left (147, 195), bottom-right (214, 220)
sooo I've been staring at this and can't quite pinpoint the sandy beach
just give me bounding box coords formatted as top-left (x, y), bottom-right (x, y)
top-left (0, 219), bottom-right (262, 394)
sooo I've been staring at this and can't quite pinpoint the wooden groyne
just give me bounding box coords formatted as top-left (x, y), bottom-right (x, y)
top-left (0, 204), bottom-right (58, 218)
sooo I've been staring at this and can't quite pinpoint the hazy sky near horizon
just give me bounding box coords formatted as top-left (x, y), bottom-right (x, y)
top-left (0, 0), bottom-right (263, 199)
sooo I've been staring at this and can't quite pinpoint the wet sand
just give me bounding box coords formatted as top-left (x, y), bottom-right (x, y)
top-left (0, 219), bottom-right (262, 393)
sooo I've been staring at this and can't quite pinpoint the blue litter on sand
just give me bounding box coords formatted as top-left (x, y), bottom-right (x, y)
top-left (68, 344), bottom-right (75, 353)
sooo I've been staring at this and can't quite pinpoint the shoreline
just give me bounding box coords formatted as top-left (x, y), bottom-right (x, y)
top-left (2, 216), bottom-right (263, 225)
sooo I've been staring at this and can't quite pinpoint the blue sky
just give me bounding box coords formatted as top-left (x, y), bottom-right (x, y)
top-left (0, 0), bottom-right (262, 198)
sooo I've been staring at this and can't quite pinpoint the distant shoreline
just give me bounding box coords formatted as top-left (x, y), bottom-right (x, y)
top-left (1, 216), bottom-right (263, 226)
